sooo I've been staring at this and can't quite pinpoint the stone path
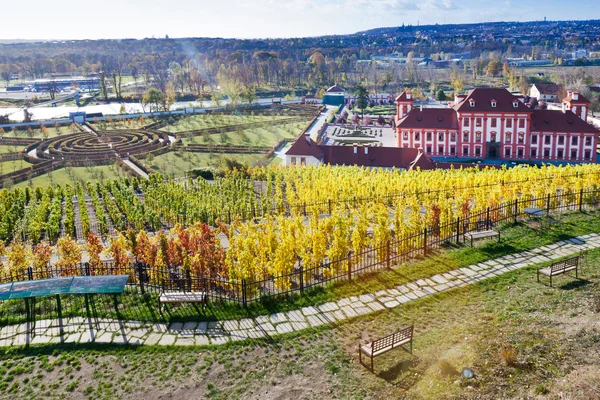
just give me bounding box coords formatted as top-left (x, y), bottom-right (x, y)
top-left (1, 233), bottom-right (598, 348)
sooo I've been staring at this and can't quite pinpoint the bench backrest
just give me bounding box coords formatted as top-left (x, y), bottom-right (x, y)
top-left (551, 256), bottom-right (579, 273)
top-left (372, 325), bottom-right (413, 353)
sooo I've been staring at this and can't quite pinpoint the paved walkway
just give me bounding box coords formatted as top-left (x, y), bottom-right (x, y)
top-left (1, 233), bottom-right (598, 347)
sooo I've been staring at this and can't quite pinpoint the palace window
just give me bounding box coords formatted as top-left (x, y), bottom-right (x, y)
top-left (505, 148), bottom-right (511, 157)
top-left (300, 157), bottom-right (306, 165)
top-left (475, 147), bottom-right (481, 156)
top-left (438, 145), bottom-right (444, 154)
top-left (531, 149), bottom-right (537, 158)
top-left (544, 149), bottom-right (550, 158)
top-left (518, 119), bottom-right (525, 128)
top-left (505, 133), bottom-right (511, 143)
top-left (518, 134), bottom-right (524, 144)
top-left (518, 148), bottom-right (524, 158)
top-left (586, 137), bottom-right (592, 146)
top-left (463, 147), bottom-right (469, 156)
top-left (557, 150), bottom-right (563, 159)
top-left (427, 146), bottom-right (432, 153)
top-left (438, 133), bottom-right (444, 141)
top-left (545, 136), bottom-right (551, 145)
top-left (585, 150), bottom-right (591, 159)
top-left (464, 118), bottom-right (469, 127)
top-left (450, 133), bottom-right (456, 142)
top-left (426, 132), bottom-right (432, 141)
top-left (403, 132), bottom-right (408, 140)
top-left (291, 157), bottom-right (297, 165)
top-left (415, 132), bottom-right (420, 140)
top-left (490, 133), bottom-right (497, 142)
top-left (475, 132), bottom-right (481, 142)
top-left (571, 150), bottom-right (577, 159)
top-left (491, 118), bottom-right (497, 128)
top-left (558, 136), bottom-right (565, 145)
top-left (450, 146), bottom-right (456, 155)
top-left (506, 119), bottom-right (512, 128)
top-left (476, 118), bottom-right (482, 127)
top-left (572, 137), bottom-right (578, 145)
top-left (463, 133), bottom-right (469, 142)
top-left (531, 135), bottom-right (538, 144)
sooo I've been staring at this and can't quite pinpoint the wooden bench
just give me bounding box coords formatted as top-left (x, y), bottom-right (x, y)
top-left (359, 325), bottom-right (414, 372)
top-left (537, 256), bottom-right (579, 287)
top-left (464, 229), bottom-right (500, 247)
top-left (158, 278), bottom-right (207, 312)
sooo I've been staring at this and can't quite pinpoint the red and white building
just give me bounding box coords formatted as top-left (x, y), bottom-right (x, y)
top-left (396, 88), bottom-right (599, 163)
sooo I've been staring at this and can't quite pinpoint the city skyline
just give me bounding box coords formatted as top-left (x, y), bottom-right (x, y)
top-left (1, 0), bottom-right (599, 41)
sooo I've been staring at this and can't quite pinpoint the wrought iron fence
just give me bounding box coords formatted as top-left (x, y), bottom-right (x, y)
top-left (1, 187), bottom-right (599, 307)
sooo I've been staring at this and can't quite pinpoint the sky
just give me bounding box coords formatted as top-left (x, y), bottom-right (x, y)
top-left (2, 0), bottom-right (599, 40)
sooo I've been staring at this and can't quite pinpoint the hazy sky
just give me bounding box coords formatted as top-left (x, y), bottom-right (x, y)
top-left (3, 0), bottom-right (598, 40)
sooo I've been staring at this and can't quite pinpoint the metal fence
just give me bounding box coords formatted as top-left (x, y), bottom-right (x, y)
top-left (1, 187), bottom-right (599, 307)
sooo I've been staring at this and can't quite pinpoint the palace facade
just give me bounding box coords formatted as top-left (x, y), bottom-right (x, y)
top-left (396, 88), bottom-right (598, 163)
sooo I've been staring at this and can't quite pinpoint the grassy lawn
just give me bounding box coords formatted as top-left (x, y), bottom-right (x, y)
top-left (1, 125), bottom-right (77, 139)
top-left (160, 114), bottom-right (299, 133)
top-left (0, 159), bottom-right (32, 175)
top-left (1, 217), bottom-right (599, 398)
top-left (90, 117), bottom-right (158, 131)
top-left (13, 165), bottom-right (128, 189)
top-left (363, 105), bottom-right (396, 115)
top-left (181, 121), bottom-right (305, 147)
top-left (147, 151), bottom-right (264, 177)
top-left (0, 145), bottom-right (24, 154)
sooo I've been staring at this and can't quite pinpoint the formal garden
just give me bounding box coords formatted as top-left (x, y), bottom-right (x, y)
top-left (0, 104), bottom-right (320, 188)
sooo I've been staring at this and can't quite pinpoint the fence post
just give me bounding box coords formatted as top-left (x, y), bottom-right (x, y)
top-left (486, 207), bottom-right (490, 229)
top-left (456, 217), bottom-right (461, 244)
top-left (386, 240), bottom-right (391, 269)
top-left (513, 199), bottom-right (518, 223)
top-left (137, 262), bottom-right (145, 295)
top-left (84, 262), bottom-right (90, 276)
top-left (299, 264), bottom-right (304, 294)
top-left (27, 266), bottom-right (33, 281)
top-left (423, 228), bottom-right (428, 256)
top-left (242, 279), bottom-right (247, 308)
top-left (328, 199), bottom-right (332, 215)
top-left (546, 193), bottom-right (551, 214)
top-left (579, 188), bottom-right (584, 212)
top-left (347, 253), bottom-right (353, 281)
top-left (303, 202), bottom-right (307, 216)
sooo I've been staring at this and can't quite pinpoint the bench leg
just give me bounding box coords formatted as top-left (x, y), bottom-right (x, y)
top-left (358, 347), bottom-right (362, 367)
top-left (371, 355), bottom-right (374, 373)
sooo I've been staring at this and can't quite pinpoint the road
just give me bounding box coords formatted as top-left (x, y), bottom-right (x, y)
top-left (0, 98), bottom-right (307, 122)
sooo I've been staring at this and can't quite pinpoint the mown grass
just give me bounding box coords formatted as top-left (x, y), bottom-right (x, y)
top-left (13, 165), bottom-right (128, 189)
top-left (160, 114), bottom-right (299, 134)
top-left (179, 121), bottom-right (306, 146)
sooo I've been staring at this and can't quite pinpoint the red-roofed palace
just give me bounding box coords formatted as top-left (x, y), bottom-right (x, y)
top-left (396, 88), bottom-right (598, 162)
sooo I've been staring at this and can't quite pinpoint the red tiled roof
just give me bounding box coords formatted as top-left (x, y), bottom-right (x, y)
top-left (532, 83), bottom-right (563, 95)
top-left (326, 85), bottom-right (345, 93)
top-left (530, 110), bottom-right (599, 133)
top-left (453, 88), bottom-right (532, 113)
top-left (285, 135), bottom-right (325, 159)
top-left (563, 92), bottom-right (590, 104)
top-left (322, 145), bottom-right (423, 169)
top-left (396, 108), bottom-right (458, 130)
top-left (395, 90), bottom-right (412, 102)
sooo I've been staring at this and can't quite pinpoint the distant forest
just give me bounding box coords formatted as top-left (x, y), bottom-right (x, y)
top-left (0, 19), bottom-right (598, 105)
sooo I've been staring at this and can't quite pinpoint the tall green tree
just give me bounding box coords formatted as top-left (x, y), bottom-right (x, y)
top-left (354, 84), bottom-right (369, 118)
